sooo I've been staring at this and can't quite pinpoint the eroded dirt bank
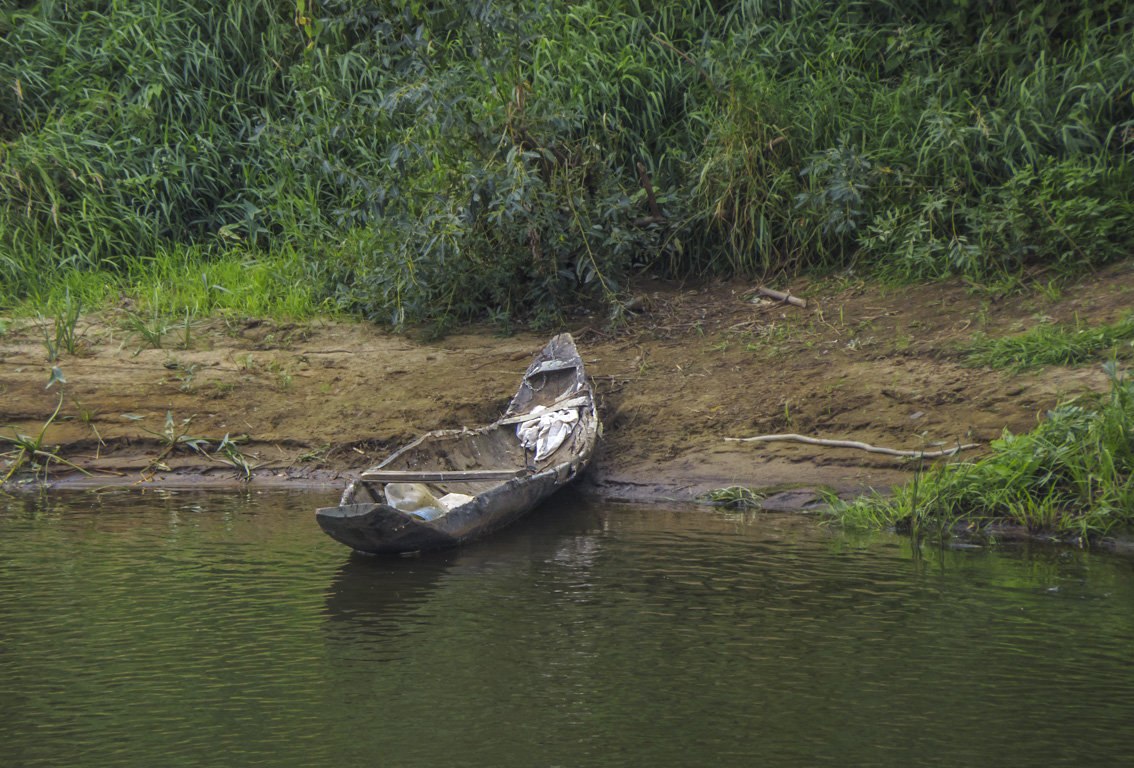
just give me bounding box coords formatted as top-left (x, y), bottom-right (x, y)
top-left (2, 264), bottom-right (1132, 507)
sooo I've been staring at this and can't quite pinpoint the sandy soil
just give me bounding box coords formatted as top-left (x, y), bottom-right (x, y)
top-left (2, 262), bottom-right (1132, 508)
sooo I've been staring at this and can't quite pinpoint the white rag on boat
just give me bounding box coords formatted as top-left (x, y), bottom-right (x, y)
top-left (516, 406), bottom-right (579, 461)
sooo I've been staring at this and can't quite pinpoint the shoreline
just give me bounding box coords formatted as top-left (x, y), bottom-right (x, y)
top-left (4, 266), bottom-right (1134, 547)
top-left (10, 460), bottom-right (1134, 555)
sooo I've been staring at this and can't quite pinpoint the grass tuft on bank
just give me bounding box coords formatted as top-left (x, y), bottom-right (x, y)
top-left (830, 363), bottom-right (1134, 540)
top-left (966, 313), bottom-right (1134, 371)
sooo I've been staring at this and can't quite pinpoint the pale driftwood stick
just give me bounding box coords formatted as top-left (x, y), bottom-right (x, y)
top-left (756, 287), bottom-right (807, 308)
top-left (723, 433), bottom-right (980, 458)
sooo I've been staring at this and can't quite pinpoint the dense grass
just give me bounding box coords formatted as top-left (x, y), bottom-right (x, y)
top-left (830, 364), bottom-right (1134, 540)
top-left (966, 313), bottom-right (1134, 371)
top-left (3, 1), bottom-right (1132, 326)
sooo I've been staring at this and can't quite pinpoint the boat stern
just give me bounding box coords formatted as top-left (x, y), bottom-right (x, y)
top-left (316, 503), bottom-right (458, 555)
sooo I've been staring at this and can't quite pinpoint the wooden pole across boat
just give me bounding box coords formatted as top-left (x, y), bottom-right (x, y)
top-left (359, 468), bottom-right (525, 483)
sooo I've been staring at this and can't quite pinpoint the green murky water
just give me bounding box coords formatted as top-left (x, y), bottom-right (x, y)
top-left (1, 489), bottom-right (1131, 767)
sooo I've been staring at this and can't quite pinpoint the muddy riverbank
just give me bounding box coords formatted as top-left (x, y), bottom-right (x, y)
top-left (3, 264), bottom-right (1132, 507)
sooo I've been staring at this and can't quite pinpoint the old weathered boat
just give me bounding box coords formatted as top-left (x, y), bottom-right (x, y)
top-left (316, 333), bottom-right (600, 554)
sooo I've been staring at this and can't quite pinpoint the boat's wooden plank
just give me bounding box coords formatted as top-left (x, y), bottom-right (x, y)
top-left (316, 503), bottom-right (380, 516)
top-left (497, 395), bottom-right (592, 425)
top-left (529, 359), bottom-right (578, 374)
top-left (360, 468), bottom-right (525, 483)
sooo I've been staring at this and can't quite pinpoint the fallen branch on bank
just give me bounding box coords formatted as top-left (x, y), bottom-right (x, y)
top-left (754, 287), bottom-right (807, 308)
top-left (723, 433), bottom-right (981, 459)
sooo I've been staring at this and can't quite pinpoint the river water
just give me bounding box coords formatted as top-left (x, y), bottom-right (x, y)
top-left (0, 489), bottom-right (1131, 767)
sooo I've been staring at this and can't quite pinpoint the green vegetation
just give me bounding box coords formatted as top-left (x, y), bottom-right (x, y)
top-left (3, 1), bottom-right (1132, 329)
top-left (1, 374), bottom-right (89, 483)
top-left (967, 313), bottom-right (1134, 370)
top-left (131, 411), bottom-right (211, 474)
top-left (214, 433), bottom-right (259, 481)
top-left (699, 482), bottom-right (832, 510)
top-left (1, 400), bottom-right (263, 484)
top-left (41, 290), bottom-right (82, 361)
top-left (830, 364), bottom-right (1134, 540)
top-left (699, 485), bottom-right (767, 510)
top-left (126, 412), bottom-right (259, 479)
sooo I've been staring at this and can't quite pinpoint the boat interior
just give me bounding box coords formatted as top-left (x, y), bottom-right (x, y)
top-left (343, 346), bottom-right (594, 513)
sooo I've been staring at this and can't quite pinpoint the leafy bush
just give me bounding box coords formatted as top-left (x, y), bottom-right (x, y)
top-left (2, 1), bottom-right (1132, 324)
top-left (978, 160), bottom-right (1134, 271)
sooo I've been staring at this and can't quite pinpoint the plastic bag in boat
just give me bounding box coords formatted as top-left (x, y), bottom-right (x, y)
top-left (385, 483), bottom-right (474, 521)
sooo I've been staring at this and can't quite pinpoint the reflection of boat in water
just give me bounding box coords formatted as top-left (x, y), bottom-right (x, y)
top-left (316, 334), bottom-right (600, 555)
top-left (323, 491), bottom-right (609, 631)
top-left (323, 553), bottom-right (453, 632)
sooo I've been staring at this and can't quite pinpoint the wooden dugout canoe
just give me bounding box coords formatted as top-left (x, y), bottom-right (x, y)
top-left (316, 333), bottom-right (600, 554)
